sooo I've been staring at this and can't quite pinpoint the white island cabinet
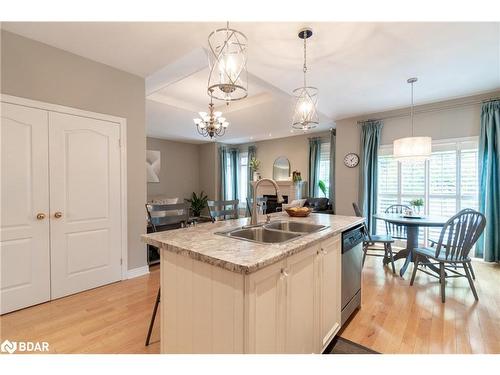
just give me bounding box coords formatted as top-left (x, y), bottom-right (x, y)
top-left (246, 235), bottom-right (340, 354)
top-left (142, 213), bottom-right (362, 354)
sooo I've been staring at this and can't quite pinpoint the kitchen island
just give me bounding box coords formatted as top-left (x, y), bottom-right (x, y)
top-left (142, 212), bottom-right (364, 354)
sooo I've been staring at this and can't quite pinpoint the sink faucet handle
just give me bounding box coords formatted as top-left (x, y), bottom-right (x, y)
top-left (266, 214), bottom-right (271, 223)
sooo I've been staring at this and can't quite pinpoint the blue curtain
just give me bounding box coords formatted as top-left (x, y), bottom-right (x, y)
top-left (329, 129), bottom-right (336, 213)
top-left (359, 120), bottom-right (383, 234)
top-left (218, 146), bottom-right (228, 201)
top-left (308, 138), bottom-right (321, 197)
top-left (477, 100), bottom-right (500, 262)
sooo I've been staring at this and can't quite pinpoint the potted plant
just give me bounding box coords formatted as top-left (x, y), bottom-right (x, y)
top-left (292, 170), bottom-right (302, 183)
top-left (318, 180), bottom-right (327, 197)
top-left (409, 198), bottom-right (424, 215)
top-left (249, 157), bottom-right (261, 181)
top-left (186, 191), bottom-right (208, 217)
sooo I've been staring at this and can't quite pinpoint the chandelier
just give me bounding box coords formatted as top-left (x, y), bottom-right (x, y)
top-left (393, 78), bottom-right (432, 162)
top-left (194, 90), bottom-right (229, 139)
top-left (292, 27), bottom-right (319, 131)
top-left (207, 22), bottom-right (248, 103)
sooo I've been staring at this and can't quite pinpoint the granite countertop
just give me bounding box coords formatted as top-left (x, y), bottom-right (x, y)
top-left (141, 212), bottom-right (365, 274)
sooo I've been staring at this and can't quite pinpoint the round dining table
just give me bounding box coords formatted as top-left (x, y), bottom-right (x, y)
top-left (372, 213), bottom-right (450, 277)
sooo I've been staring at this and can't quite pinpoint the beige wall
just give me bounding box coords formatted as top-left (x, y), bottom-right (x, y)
top-left (198, 142), bottom-right (219, 200)
top-left (147, 137), bottom-right (200, 201)
top-left (238, 131), bottom-right (330, 182)
top-left (334, 90), bottom-right (500, 216)
top-left (1, 30), bottom-right (147, 270)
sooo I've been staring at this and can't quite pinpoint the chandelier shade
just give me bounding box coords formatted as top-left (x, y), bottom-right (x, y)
top-left (393, 77), bottom-right (432, 162)
top-left (292, 28), bottom-right (319, 131)
top-left (194, 90), bottom-right (229, 139)
top-left (207, 22), bottom-right (248, 102)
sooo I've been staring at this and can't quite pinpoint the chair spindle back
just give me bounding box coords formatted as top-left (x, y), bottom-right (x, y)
top-left (435, 209), bottom-right (486, 261)
top-left (385, 204), bottom-right (411, 239)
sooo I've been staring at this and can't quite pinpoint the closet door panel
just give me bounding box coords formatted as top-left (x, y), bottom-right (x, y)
top-left (0, 102), bottom-right (50, 314)
top-left (49, 112), bottom-right (122, 299)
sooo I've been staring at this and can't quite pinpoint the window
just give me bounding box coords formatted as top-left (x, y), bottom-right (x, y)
top-left (239, 151), bottom-right (248, 209)
top-left (224, 153), bottom-right (234, 200)
top-left (317, 141), bottom-right (331, 198)
top-left (377, 138), bottom-right (479, 245)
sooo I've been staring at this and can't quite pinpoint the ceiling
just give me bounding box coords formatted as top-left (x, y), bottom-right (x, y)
top-left (3, 22), bottom-right (500, 143)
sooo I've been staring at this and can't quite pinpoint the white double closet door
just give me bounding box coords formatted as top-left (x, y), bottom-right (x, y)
top-left (1, 101), bottom-right (123, 314)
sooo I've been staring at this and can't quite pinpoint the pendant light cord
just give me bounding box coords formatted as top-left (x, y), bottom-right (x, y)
top-left (303, 35), bottom-right (307, 87)
top-left (410, 80), bottom-right (414, 137)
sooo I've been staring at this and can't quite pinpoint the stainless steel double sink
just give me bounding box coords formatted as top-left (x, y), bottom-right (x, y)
top-left (215, 220), bottom-right (328, 244)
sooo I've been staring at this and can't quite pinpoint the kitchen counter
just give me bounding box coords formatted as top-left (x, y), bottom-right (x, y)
top-left (143, 212), bottom-right (364, 353)
top-left (141, 212), bottom-right (364, 274)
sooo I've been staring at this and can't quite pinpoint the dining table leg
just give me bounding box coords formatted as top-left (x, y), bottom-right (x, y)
top-left (398, 226), bottom-right (418, 276)
top-left (397, 225), bottom-right (441, 277)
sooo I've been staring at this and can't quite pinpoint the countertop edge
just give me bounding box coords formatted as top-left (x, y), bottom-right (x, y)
top-left (142, 217), bottom-right (365, 274)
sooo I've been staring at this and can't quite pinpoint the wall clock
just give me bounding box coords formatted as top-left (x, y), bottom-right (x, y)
top-left (344, 153), bottom-right (360, 168)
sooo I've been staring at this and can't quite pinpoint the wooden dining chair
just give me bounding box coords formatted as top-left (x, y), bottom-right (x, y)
top-left (352, 203), bottom-right (397, 274)
top-left (410, 209), bottom-right (486, 303)
top-left (428, 237), bottom-right (476, 279)
top-left (385, 204), bottom-right (412, 240)
top-left (246, 197), bottom-right (267, 217)
top-left (207, 199), bottom-right (239, 222)
top-left (144, 202), bottom-right (189, 346)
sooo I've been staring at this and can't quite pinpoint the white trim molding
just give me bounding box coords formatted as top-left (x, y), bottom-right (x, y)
top-left (127, 266), bottom-right (150, 279)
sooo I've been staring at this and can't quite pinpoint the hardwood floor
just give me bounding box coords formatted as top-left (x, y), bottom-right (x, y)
top-left (1, 257), bottom-right (499, 354)
top-left (341, 255), bottom-right (500, 354)
top-left (0, 268), bottom-right (161, 354)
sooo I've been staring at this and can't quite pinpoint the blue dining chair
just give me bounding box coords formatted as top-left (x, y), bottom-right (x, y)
top-left (353, 202), bottom-right (397, 274)
top-left (384, 204), bottom-right (411, 240)
top-left (410, 209), bottom-right (486, 303)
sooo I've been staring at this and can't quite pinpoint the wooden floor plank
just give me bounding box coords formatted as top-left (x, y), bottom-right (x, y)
top-left (1, 257), bottom-right (499, 354)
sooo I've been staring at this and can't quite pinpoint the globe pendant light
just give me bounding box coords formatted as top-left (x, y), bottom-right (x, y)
top-left (193, 89), bottom-right (229, 139)
top-left (207, 21), bottom-right (248, 103)
top-left (292, 27), bottom-right (319, 131)
top-left (393, 78), bottom-right (432, 162)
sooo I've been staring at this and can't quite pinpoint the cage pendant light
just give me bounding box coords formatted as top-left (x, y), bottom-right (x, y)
top-left (393, 78), bottom-right (432, 162)
top-left (292, 28), bottom-right (319, 131)
top-left (207, 21), bottom-right (248, 103)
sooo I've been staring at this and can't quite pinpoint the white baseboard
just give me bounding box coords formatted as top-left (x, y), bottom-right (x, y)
top-left (126, 266), bottom-right (150, 279)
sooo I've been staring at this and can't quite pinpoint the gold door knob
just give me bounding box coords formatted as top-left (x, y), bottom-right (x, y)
top-left (36, 213), bottom-right (46, 220)
top-left (54, 212), bottom-right (63, 219)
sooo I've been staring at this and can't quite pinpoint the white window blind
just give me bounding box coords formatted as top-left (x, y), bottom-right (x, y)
top-left (225, 154), bottom-right (233, 199)
top-left (377, 137), bottom-right (479, 246)
top-left (318, 141), bottom-right (331, 198)
top-left (239, 152), bottom-right (248, 209)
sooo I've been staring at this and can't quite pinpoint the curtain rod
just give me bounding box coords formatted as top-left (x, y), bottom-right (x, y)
top-left (482, 97), bottom-right (500, 103)
top-left (356, 95), bottom-right (500, 123)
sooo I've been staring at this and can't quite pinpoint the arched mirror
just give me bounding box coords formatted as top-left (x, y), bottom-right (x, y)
top-left (273, 156), bottom-right (291, 181)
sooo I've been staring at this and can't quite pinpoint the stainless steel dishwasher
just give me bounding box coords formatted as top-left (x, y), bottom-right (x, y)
top-left (341, 224), bottom-right (364, 325)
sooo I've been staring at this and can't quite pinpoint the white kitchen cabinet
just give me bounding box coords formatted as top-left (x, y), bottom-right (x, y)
top-left (160, 233), bottom-right (342, 353)
top-left (284, 244), bottom-right (319, 353)
top-left (245, 259), bottom-right (286, 353)
top-left (318, 235), bottom-right (342, 351)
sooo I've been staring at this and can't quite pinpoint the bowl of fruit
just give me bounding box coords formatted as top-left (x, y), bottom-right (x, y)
top-left (285, 206), bottom-right (313, 217)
